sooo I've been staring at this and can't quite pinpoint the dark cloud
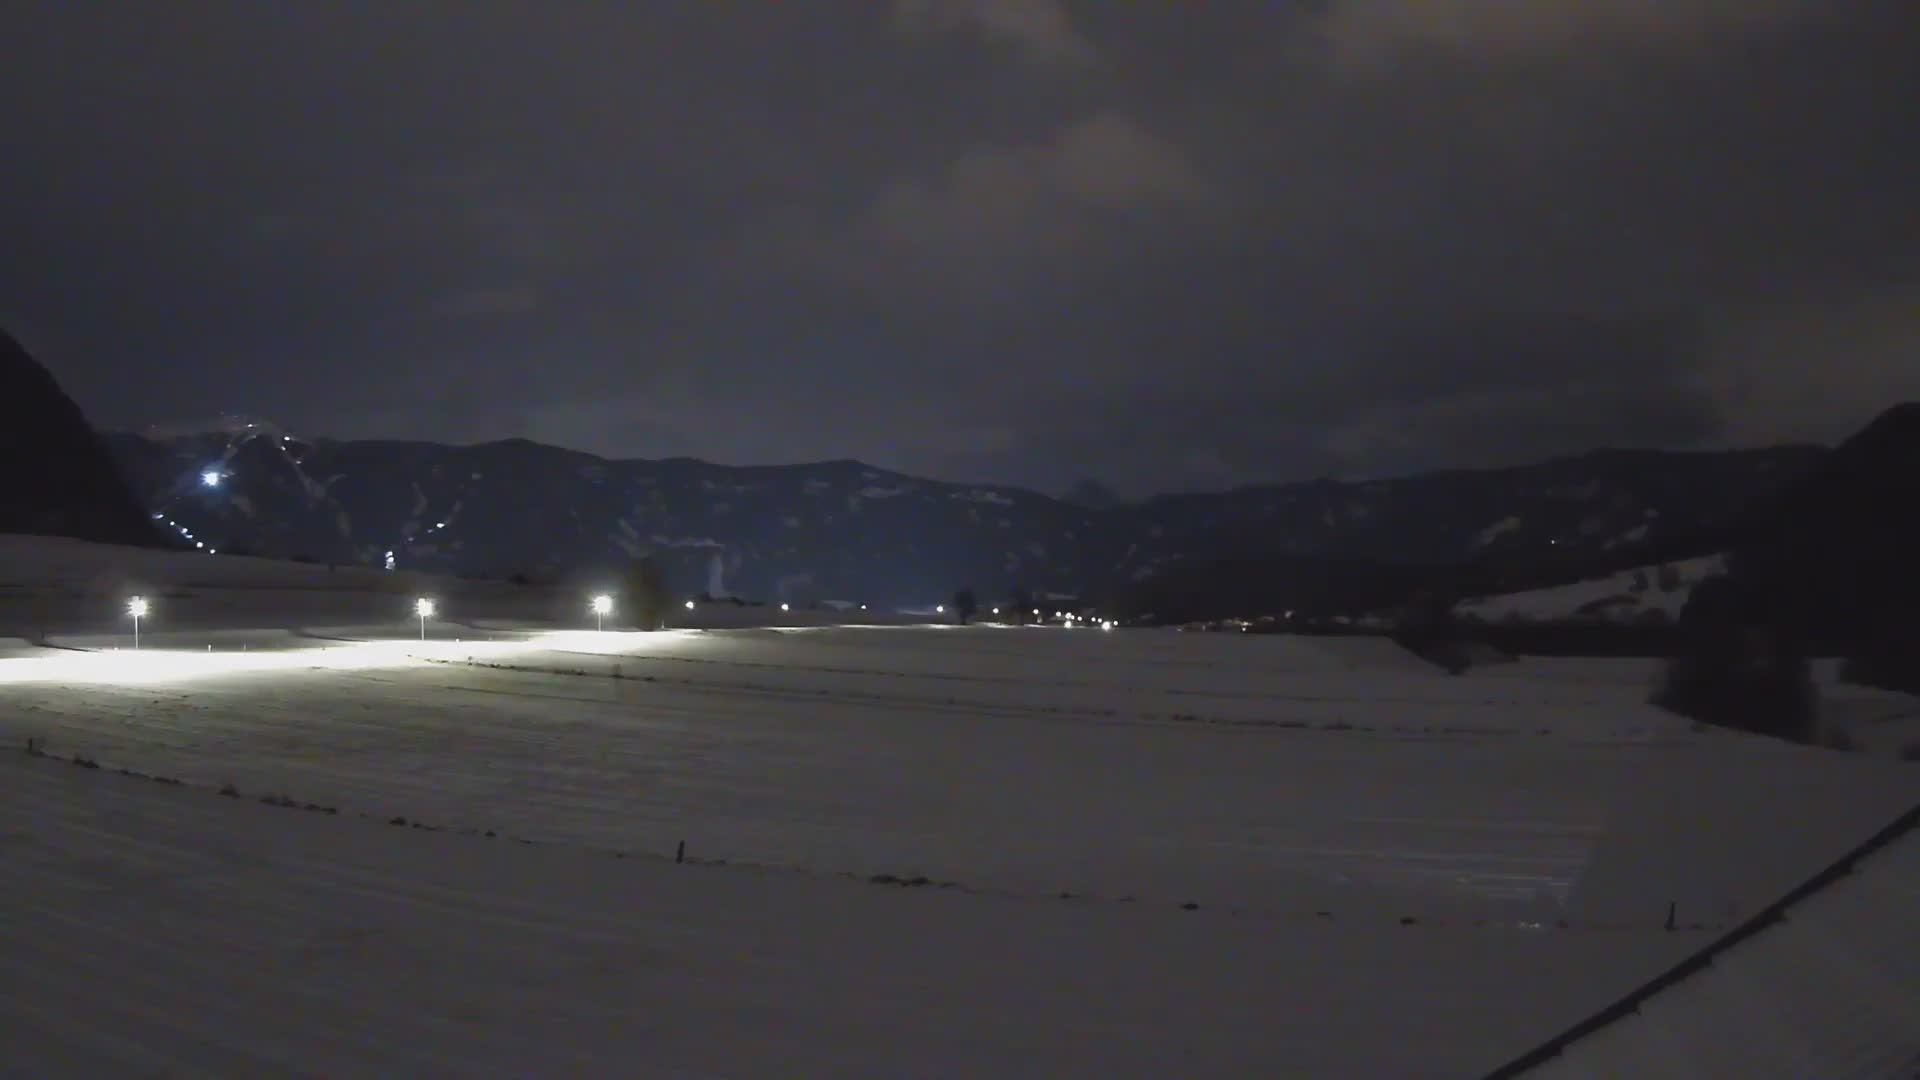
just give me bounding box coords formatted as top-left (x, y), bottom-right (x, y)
top-left (2, 1), bottom-right (1915, 496)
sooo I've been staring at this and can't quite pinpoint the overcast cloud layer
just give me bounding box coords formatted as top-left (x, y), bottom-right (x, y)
top-left (3, 1), bottom-right (1916, 495)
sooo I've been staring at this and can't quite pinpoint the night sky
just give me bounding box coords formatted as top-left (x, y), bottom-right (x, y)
top-left (3, 2), bottom-right (1916, 496)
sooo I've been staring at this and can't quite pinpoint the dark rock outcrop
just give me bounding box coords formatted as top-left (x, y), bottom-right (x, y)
top-left (0, 328), bottom-right (162, 547)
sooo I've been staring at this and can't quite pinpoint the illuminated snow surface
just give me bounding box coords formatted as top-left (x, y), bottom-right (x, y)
top-left (2, 535), bottom-right (1916, 1076)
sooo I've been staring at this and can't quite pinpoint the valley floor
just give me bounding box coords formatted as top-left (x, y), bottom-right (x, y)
top-left (3, 538), bottom-right (1916, 1075)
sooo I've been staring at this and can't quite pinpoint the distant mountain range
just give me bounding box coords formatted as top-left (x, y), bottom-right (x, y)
top-left (9, 321), bottom-right (1905, 629)
top-left (102, 425), bottom-right (1828, 614)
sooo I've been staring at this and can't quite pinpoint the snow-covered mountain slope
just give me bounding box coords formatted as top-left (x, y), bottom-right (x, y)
top-left (105, 429), bottom-right (1822, 608)
top-left (1458, 556), bottom-right (1727, 626)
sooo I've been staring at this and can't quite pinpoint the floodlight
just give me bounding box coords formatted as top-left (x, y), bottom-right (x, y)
top-left (415, 598), bottom-right (436, 618)
top-left (201, 469), bottom-right (221, 488)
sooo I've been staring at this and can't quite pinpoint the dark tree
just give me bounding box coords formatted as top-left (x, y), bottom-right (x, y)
top-left (1392, 587), bottom-right (1472, 675)
top-left (1008, 587), bottom-right (1034, 625)
top-left (952, 587), bottom-right (978, 625)
top-left (626, 555), bottom-right (670, 631)
top-left (1652, 574), bottom-right (1817, 743)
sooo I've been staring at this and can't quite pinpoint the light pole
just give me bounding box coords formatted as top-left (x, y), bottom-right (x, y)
top-left (415, 597), bottom-right (435, 640)
top-left (127, 596), bottom-right (148, 650)
top-left (591, 594), bottom-right (613, 632)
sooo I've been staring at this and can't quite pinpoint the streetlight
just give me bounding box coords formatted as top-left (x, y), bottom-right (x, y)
top-left (127, 596), bottom-right (148, 650)
top-left (936, 604), bottom-right (945, 614)
top-left (590, 594), bottom-right (613, 632)
top-left (780, 602), bottom-right (790, 612)
top-left (415, 597), bottom-right (435, 640)
top-left (684, 599), bottom-right (696, 611)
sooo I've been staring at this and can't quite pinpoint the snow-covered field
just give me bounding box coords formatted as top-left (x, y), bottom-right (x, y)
top-left (3, 537), bottom-right (1916, 1075)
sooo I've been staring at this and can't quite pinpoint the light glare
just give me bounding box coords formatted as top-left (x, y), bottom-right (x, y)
top-left (415, 598), bottom-right (436, 618)
top-left (127, 596), bottom-right (149, 618)
top-left (590, 594), bottom-right (613, 615)
top-left (200, 469), bottom-right (221, 488)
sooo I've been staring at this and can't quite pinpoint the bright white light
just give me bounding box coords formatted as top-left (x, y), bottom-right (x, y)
top-left (1103, 621), bottom-right (1115, 631)
top-left (127, 596), bottom-right (149, 618)
top-left (200, 469), bottom-right (221, 488)
top-left (590, 594), bottom-right (613, 615)
top-left (685, 600), bottom-right (696, 610)
top-left (0, 629), bottom-right (706, 689)
top-left (780, 603), bottom-right (790, 611)
top-left (415, 598), bottom-right (436, 618)
top-left (936, 604), bottom-right (945, 613)
top-left (991, 607), bottom-right (1000, 615)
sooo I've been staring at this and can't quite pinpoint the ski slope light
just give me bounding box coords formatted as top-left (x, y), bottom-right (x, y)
top-left (415, 597), bottom-right (435, 640)
top-left (685, 600), bottom-right (696, 611)
top-left (127, 596), bottom-right (148, 649)
top-left (591, 594), bottom-right (613, 631)
top-left (936, 604), bottom-right (946, 614)
top-left (201, 469), bottom-right (221, 488)
top-left (780, 603), bottom-right (791, 611)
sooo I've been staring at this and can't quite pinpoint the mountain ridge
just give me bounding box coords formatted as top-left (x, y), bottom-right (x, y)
top-left (103, 421), bottom-right (1839, 613)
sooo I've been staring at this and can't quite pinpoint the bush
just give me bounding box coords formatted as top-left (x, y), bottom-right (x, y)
top-left (1817, 726), bottom-right (1860, 753)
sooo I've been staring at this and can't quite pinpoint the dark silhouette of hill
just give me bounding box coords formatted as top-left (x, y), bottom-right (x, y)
top-left (0, 328), bottom-right (162, 547)
top-left (1728, 402), bottom-right (1920, 687)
